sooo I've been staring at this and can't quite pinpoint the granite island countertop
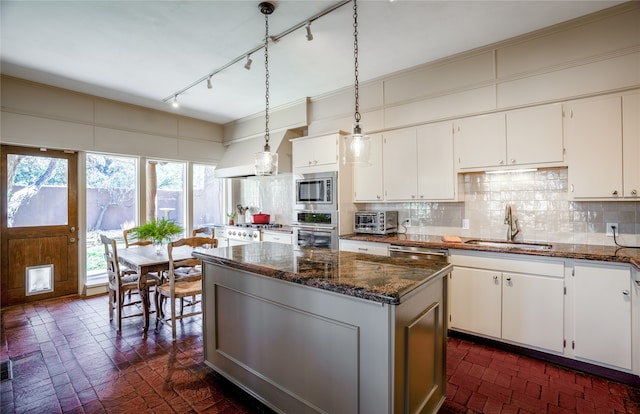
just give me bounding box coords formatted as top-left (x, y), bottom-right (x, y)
top-left (341, 233), bottom-right (640, 270)
top-left (193, 242), bottom-right (452, 305)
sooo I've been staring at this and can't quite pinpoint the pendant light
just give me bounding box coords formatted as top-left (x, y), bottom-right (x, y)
top-left (255, 1), bottom-right (278, 176)
top-left (342, 0), bottom-right (371, 165)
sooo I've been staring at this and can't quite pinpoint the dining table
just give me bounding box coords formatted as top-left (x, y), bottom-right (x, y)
top-left (117, 244), bottom-right (215, 338)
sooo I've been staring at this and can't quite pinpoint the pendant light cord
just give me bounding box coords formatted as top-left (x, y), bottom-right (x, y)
top-left (353, 0), bottom-right (360, 123)
top-left (264, 12), bottom-right (271, 151)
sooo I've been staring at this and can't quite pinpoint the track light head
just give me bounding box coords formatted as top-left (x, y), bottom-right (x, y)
top-left (244, 55), bottom-right (253, 70)
top-left (305, 22), bottom-right (313, 41)
top-left (206, 76), bottom-right (212, 89)
top-left (172, 95), bottom-right (179, 108)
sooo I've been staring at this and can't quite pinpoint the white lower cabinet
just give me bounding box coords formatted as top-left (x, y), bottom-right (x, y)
top-left (449, 266), bottom-right (502, 338)
top-left (573, 262), bottom-right (632, 370)
top-left (502, 272), bottom-right (564, 353)
top-left (339, 239), bottom-right (389, 256)
top-left (450, 252), bottom-right (565, 353)
top-left (262, 231), bottom-right (292, 245)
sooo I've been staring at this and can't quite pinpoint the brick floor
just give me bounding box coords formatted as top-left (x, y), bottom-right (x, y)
top-left (2, 294), bottom-right (639, 413)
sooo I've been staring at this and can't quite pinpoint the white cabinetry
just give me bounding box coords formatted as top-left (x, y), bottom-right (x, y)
top-left (566, 95), bottom-right (623, 198)
top-left (383, 128), bottom-right (418, 200)
top-left (339, 239), bottom-right (390, 256)
top-left (450, 251), bottom-right (564, 353)
top-left (454, 112), bottom-right (506, 170)
top-left (623, 92), bottom-right (640, 198)
top-left (573, 262), bottom-right (632, 370)
top-left (455, 104), bottom-right (564, 171)
top-left (378, 123), bottom-right (458, 201)
top-left (353, 134), bottom-right (384, 201)
top-left (449, 266), bottom-right (502, 338)
top-left (262, 231), bottom-right (292, 245)
top-left (566, 91), bottom-right (640, 199)
top-left (417, 122), bottom-right (457, 200)
top-left (292, 133), bottom-right (340, 173)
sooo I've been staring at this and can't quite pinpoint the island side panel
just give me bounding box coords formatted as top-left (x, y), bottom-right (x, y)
top-left (202, 262), bottom-right (394, 414)
top-left (393, 271), bottom-right (448, 414)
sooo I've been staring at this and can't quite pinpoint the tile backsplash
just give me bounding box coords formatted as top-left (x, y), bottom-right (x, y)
top-left (231, 175), bottom-right (294, 225)
top-left (361, 167), bottom-right (640, 246)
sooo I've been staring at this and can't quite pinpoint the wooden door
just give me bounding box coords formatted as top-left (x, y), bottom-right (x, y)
top-left (1, 145), bottom-right (78, 306)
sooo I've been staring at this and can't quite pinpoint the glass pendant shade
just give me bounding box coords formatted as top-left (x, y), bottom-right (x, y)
top-left (255, 147), bottom-right (278, 176)
top-left (342, 123), bottom-right (371, 165)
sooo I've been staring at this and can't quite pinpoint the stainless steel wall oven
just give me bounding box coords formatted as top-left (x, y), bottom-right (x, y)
top-left (291, 210), bottom-right (339, 250)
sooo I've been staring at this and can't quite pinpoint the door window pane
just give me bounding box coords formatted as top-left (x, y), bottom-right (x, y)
top-left (85, 154), bottom-right (137, 278)
top-left (193, 164), bottom-right (224, 227)
top-left (6, 154), bottom-right (68, 227)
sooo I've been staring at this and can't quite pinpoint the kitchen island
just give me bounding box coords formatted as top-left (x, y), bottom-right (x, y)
top-left (193, 242), bottom-right (452, 414)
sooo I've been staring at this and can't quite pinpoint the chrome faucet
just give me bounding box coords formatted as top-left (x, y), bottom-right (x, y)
top-left (504, 204), bottom-right (520, 241)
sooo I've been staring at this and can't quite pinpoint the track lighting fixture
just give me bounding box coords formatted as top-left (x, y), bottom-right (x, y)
top-left (305, 22), bottom-right (313, 41)
top-left (244, 55), bottom-right (253, 70)
top-left (161, 0), bottom-right (351, 107)
top-left (172, 95), bottom-right (179, 108)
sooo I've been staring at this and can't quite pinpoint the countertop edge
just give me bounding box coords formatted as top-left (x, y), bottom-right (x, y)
top-left (341, 234), bottom-right (640, 270)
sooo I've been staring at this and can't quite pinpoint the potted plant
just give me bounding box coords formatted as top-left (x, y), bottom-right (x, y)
top-left (131, 218), bottom-right (184, 254)
top-left (227, 212), bottom-right (237, 225)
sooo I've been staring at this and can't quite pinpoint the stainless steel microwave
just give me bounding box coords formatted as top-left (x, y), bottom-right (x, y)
top-left (295, 172), bottom-right (337, 211)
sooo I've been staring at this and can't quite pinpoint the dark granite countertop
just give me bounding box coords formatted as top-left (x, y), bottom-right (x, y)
top-left (341, 233), bottom-right (640, 270)
top-left (194, 243), bottom-right (452, 305)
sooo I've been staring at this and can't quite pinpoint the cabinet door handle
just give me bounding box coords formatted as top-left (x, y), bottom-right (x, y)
top-left (612, 190), bottom-right (618, 196)
top-left (510, 159), bottom-right (516, 164)
top-left (493, 275), bottom-right (499, 284)
top-left (358, 247), bottom-right (369, 251)
top-left (631, 189), bottom-right (637, 196)
top-left (499, 160), bottom-right (504, 165)
top-left (622, 290), bottom-right (630, 296)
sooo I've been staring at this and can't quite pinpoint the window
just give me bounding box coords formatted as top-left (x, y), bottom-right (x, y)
top-left (147, 160), bottom-right (185, 232)
top-left (193, 163), bottom-right (224, 227)
top-left (85, 154), bottom-right (138, 282)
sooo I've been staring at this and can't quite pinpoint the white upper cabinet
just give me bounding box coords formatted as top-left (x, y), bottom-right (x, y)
top-left (506, 104), bottom-right (564, 166)
top-left (454, 112), bottom-right (506, 170)
top-left (417, 122), bottom-right (457, 200)
top-left (292, 133), bottom-right (339, 173)
top-left (455, 104), bottom-right (565, 171)
top-left (566, 94), bottom-right (624, 199)
top-left (353, 133), bottom-right (384, 202)
top-left (373, 123), bottom-right (458, 202)
top-left (383, 128), bottom-right (419, 200)
top-left (623, 93), bottom-right (640, 198)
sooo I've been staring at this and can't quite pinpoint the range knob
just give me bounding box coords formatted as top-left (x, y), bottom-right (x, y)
top-left (253, 233), bottom-right (259, 239)
top-left (242, 232), bottom-right (247, 237)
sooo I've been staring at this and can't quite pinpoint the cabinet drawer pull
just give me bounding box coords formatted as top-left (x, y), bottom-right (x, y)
top-left (358, 247), bottom-right (369, 251)
top-left (622, 290), bottom-right (630, 296)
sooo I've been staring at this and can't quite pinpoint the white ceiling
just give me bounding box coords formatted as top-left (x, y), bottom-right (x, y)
top-left (0, 0), bottom-right (624, 125)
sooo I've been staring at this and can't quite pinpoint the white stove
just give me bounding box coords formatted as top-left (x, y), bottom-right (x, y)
top-left (225, 223), bottom-right (284, 244)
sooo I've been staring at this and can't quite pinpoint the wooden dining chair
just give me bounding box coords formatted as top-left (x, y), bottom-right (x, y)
top-left (191, 226), bottom-right (211, 237)
top-left (101, 234), bottom-right (146, 332)
top-left (154, 236), bottom-right (215, 340)
top-left (123, 228), bottom-right (152, 248)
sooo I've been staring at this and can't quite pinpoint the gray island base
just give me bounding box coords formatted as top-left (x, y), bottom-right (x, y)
top-left (194, 243), bottom-right (451, 414)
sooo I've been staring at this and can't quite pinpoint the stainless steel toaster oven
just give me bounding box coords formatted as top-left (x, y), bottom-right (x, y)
top-left (354, 211), bottom-right (398, 235)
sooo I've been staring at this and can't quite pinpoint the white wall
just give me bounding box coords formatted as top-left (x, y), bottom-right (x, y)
top-left (1, 76), bottom-right (226, 163)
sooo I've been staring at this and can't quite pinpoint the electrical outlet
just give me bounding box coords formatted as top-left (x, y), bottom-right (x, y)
top-left (462, 219), bottom-right (470, 230)
top-left (606, 223), bottom-right (618, 237)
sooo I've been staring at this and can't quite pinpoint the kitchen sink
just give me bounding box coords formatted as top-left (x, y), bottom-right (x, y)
top-left (464, 239), bottom-right (553, 250)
